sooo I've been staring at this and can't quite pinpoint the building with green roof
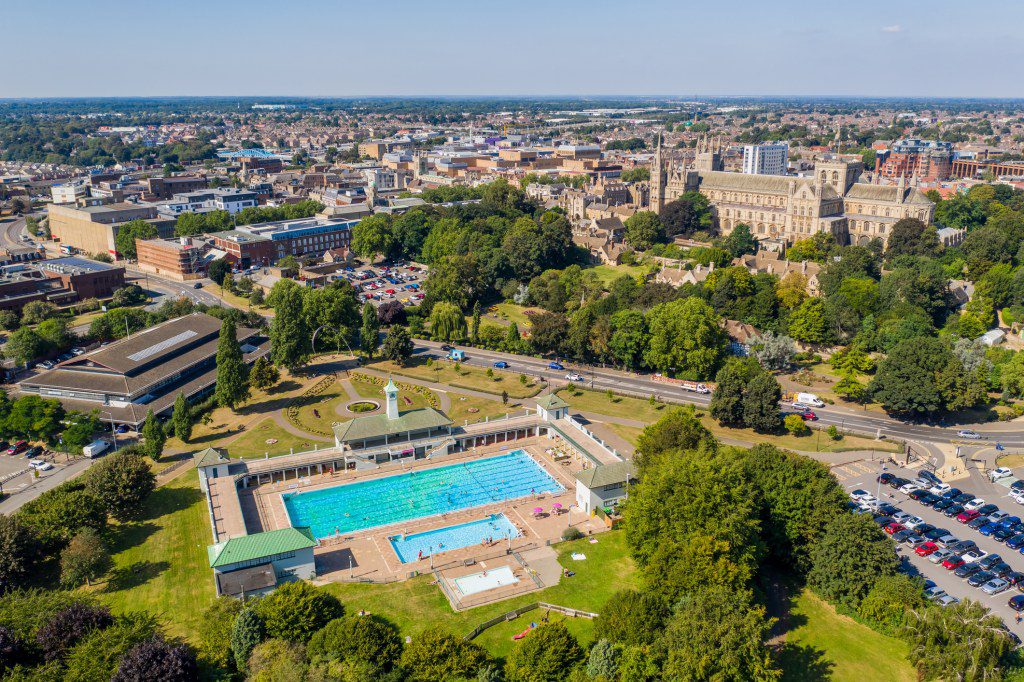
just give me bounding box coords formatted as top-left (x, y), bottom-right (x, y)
top-left (207, 526), bottom-right (318, 597)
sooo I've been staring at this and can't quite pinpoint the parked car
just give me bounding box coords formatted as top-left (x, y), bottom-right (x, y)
top-left (982, 578), bottom-right (1011, 595)
top-left (930, 483), bottom-right (952, 496)
top-left (933, 499), bottom-right (954, 512)
top-left (924, 585), bottom-right (947, 600)
top-left (1005, 534), bottom-right (1024, 551)
top-left (936, 534), bottom-right (960, 548)
top-left (943, 556), bottom-right (967, 570)
top-left (969, 516), bottom-right (992, 531)
top-left (916, 542), bottom-right (940, 556)
top-left (979, 555), bottom-right (1004, 570)
top-left (877, 473), bottom-right (895, 485)
top-left (909, 489), bottom-right (932, 502)
top-left (5, 441), bottom-right (27, 456)
top-left (977, 504), bottom-right (1000, 517)
top-left (963, 549), bottom-right (989, 563)
top-left (968, 570), bottom-right (996, 587)
top-left (892, 511), bottom-right (913, 524)
top-left (929, 548), bottom-right (955, 564)
top-left (958, 510), bottom-right (982, 524)
top-left (954, 562), bottom-right (983, 579)
top-left (991, 467), bottom-right (1013, 481)
top-left (924, 528), bottom-right (949, 541)
top-left (1006, 572), bottom-right (1024, 588)
top-left (965, 499), bottom-right (988, 511)
top-left (904, 517), bottom-right (927, 530)
top-left (1008, 595), bottom-right (1024, 612)
top-left (548, 362), bottom-right (564, 370)
top-left (953, 492), bottom-right (977, 505)
top-left (899, 483), bottom-right (921, 495)
top-left (28, 460), bottom-right (51, 471)
top-left (935, 594), bottom-right (959, 607)
top-left (943, 504), bottom-right (965, 518)
top-left (885, 522), bottom-right (905, 535)
top-left (23, 445), bottom-right (42, 459)
top-left (890, 477), bottom-right (910, 489)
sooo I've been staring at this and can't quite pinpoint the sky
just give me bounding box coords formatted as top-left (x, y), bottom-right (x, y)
top-left (6, 0), bottom-right (1024, 98)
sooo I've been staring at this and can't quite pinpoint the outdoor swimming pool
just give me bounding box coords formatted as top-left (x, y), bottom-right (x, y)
top-left (390, 513), bottom-right (520, 563)
top-left (282, 450), bottom-right (562, 539)
top-left (453, 565), bottom-right (519, 596)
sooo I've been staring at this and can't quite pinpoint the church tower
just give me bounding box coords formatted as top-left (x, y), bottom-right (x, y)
top-left (385, 377), bottom-right (399, 420)
top-left (649, 133), bottom-right (664, 213)
top-left (693, 135), bottom-right (723, 173)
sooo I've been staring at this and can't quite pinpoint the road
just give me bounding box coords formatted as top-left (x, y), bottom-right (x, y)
top-left (411, 340), bottom-right (1024, 448)
top-left (0, 214), bottom-right (30, 249)
top-left (123, 267), bottom-right (229, 309)
top-left (0, 456), bottom-right (94, 515)
top-left (838, 460), bottom-right (1024, 637)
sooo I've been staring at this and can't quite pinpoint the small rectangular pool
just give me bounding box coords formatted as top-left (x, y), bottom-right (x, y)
top-left (282, 450), bottom-right (562, 539)
top-left (390, 513), bottom-right (519, 563)
top-left (454, 565), bottom-right (519, 596)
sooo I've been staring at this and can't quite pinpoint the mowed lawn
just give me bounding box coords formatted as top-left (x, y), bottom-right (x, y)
top-left (321, 530), bottom-right (636, 659)
top-left (778, 591), bottom-right (915, 682)
top-left (95, 471), bottom-right (214, 642)
top-left (370, 359), bottom-right (542, 399)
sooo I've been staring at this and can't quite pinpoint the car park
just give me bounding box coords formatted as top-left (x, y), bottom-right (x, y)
top-left (943, 556), bottom-right (967, 570)
top-left (1009, 596), bottom-right (1024, 612)
top-left (929, 548), bottom-right (955, 564)
top-left (935, 594), bottom-right (959, 607)
top-left (982, 579), bottom-right (1011, 595)
top-left (944, 504), bottom-right (965, 518)
top-left (28, 460), bottom-right (51, 471)
top-left (924, 585), bottom-right (947, 600)
top-left (965, 499), bottom-right (988, 511)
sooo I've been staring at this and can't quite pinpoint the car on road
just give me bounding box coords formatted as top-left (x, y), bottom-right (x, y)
top-left (991, 467), bottom-right (1014, 481)
top-left (935, 595), bottom-right (960, 607)
top-left (493, 361), bottom-right (510, 369)
top-left (958, 510), bottom-right (981, 523)
top-left (957, 429), bottom-right (982, 440)
top-left (800, 411), bottom-right (817, 421)
top-left (929, 548), bottom-right (955, 564)
top-left (28, 460), bottom-right (51, 471)
top-left (968, 570), bottom-right (996, 587)
top-left (1009, 596), bottom-right (1024, 612)
top-left (915, 542), bottom-right (940, 556)
top-left (565, 373), bottom-right (584, 382)
top-left (193, 282), bottom-right (203, 289)
top-left (548, 362), bottom-right (564, 370)
top-left (982, 578), bottom-right (1011, 595)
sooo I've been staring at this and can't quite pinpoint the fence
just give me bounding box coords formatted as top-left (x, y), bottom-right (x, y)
top-left (464, 601), bottom-right (600, 641)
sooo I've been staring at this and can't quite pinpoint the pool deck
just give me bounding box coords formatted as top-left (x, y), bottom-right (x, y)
top-left (239, 439), bottom-right (607, 592)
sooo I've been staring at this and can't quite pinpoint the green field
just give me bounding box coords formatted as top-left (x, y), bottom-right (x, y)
top-left (95, 471), bottom-right (214, 641)
top-left (223, 418), bottom-right (328, 458)
top-left (487, 302), bottom-right (537, 328)
top-left (370, 359), bottom-right (542, 399)
top-left (586, 263), bottom-right (650, 286)
top-left (778, 591), bottom-right (915, 682)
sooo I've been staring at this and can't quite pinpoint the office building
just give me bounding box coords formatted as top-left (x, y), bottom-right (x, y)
top-left (210, 216), bottom-right (356, 268)
top-left (136, 237), bottom-right (209, 281)
top-left (157, 188), bottom-right (259, 217)
top-left (143, 175), bottom-right (209, 200)
top-left (47, 202), bottom-right (173, 256)
top-left (0, 257), bottom-right (125, 313)
top-left (742, 143), bottom-right (789, 176)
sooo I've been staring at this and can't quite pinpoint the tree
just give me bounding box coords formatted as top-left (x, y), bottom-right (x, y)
top-left (207, 258), bottom-right (231, 287)
top-left (377, 299), bottom-right (406, 326)
top-left (36, 602), bottom-right (115, 662)
top-left (660, 586), bottom-right (780, 682)
top-left (21, 300), bottom-right (59, 324)
top-left (742, 372), bottom-right (782, 433)
top-left (60, 528), bottom-right (111, 587)
top-left (400, 628), bottom-right (489, 682)
top-left (360, 302), bottom-right (380, 357)
top-left (623, 211), bottom-right (664, 250)
top-left (0, 625), bottom-right (25, 676)
top-left (784, 413), bottom-right (811, 436)
top-left (17, 486), bottom-right (106, 548)
top-left (633, 407), bottom-right (716, 472)
top-left (246, 638), bottom-right (307, 681)
top-left (751, 331), bottom-right (795, 371)
top-left (593, 589), bottom-right (668, 647)
top-left (505, 622), bottom-right (584, 682)
top-left (721, 222), bottom-right (757, 257)
top-left (140, 409), bottom-right (165, 460)
top-left (470, 301), bottom-right (481, 344)
top-left (5, 394), bottom-right (64, 443)
top-left (112, 637), bottom-right (199, 682)
top-left (84, 448), bottom-right (156, 521)
top-left (3, 328), bottom-right (48, 366)
top-left (0, 514), bottom-right (38, 592)
top-left (869, 336), bottom-right (976, 416)
top-left (709, 357), bottom-right (762, 428)
top-left (172, 393), bottom-right (192, 443)
top-left (809, 513), bottom-right (899, 608)
top-left (585, 638), bottom-right (619, 680)
top-left (885, 218), bottom-right (939, 260)
top-left (429, 301), bottom-right (467, 343)
top-left (306, 615), bottom-right (403, 675)
top-left (787, 297), bottom-right (830, 344)
top-left (215, 318), bottom-right (250, 409)
top-left (350, 214), bottom-right (396, 261)
top-left (254, 580), bottom-right (344, 643)
top-left (660, 191), bottom-right (712, 237)
top-left (195, 597), bottom-right (242, 671)
top-left (643, 297), bottom-right (726, 379)
top-left (903, 600), bottom-right (1012, 681)
top-left (113, 220), bottom-right (158, 260)
top-left (230, 608), bottom-right (265, 673)
top-left (269, 280), bottom-right (310, 369)
top-left (503, 322), bottom-right (522, 353)
top-left (381, 326), bottom-right (414, 366)
top-left (858, 574), bottom-right (925, 635)
top-left (249, 287), bottom-right (265, 307)
top-left (528, 312), bottom-right (568, 356)
top-left (249, 356), bottom-right (280, 391)
top-left (608, 309), bottom-right (649, 370)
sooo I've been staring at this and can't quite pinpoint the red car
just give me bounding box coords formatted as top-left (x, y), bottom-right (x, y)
top-left (884, 522), bottom-right (905, 535)
top-left (915, 542), bottom-right (939, 556)
top-left (943, 556), bottom-right (966, 570)
top-left (957, 510), bottom-right (981, 524)
top-left (801, 411), bottom-right (818, 421)
top-left (5, 440), bottom-right (26, 456)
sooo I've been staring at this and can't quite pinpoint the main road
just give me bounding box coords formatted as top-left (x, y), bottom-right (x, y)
top-left (410, 340), bottom-right (1024, 448)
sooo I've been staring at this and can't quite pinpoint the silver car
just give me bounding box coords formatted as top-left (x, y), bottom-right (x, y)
top-left (935, 594), bottom-right (959, 607)
top-left (982, 578), bottom-right (1010, 595)
top-left (929, 548), bottom-right (954, 564)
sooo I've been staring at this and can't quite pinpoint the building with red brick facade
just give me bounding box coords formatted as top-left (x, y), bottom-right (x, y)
top-left (876, 139), bottom-right (954, 181)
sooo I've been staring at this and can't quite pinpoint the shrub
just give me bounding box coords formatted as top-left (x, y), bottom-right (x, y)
top-left (784, 414), bottom-right (811, 437)
top-left (254, 581), bottom-right (344, 643)
top-left (562, 527), bottom-right (584, 542)
top-left (111, 637), bottom-right (199, 682)
top-left (35, 603), bottom-right (114, 662)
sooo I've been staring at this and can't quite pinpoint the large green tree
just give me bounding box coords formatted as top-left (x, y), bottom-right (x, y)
top-left (429, 301), bottom-right (467, 343)
top-left (742, 372), bottom-right (783, 433)
top-left (400, 628), bottom-right (489, 682)
top-left (215, 318), bottom-right (250, 410)
top-left (350, 214), bottom-right (396, 261)
top-left (113, 220), bottom-right (158, 260)
top-left (904, 600), bottom-right (1012, 681)
top-left (83, 448), bottom-right (156, 522)
top-left (380, 326), bottom-right (414, 366)
top-left (643, 297), bottom-right (726, 379)
top-left (505, 622), bottom-right (584, 682)
top-left (808, 513), bottom-right (899, 609)
top-left (171, 393), bottom-right (192, 443)
top-left (140, 409), bottom-right (165, 460)
top-left (660, 191), bottom-right (712, 237)
top-left (269, 280), bottom-right (310, 369)
top-left (254, 581), bottom-right (343, 643)
top-left (623, 211), bottom-right (664, 250)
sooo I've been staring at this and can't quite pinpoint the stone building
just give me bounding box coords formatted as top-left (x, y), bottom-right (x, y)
top-left (649, 137), bottom-right (935, 246)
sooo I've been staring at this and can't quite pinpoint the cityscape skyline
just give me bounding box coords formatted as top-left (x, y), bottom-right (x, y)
top-left (8, 0), bottom-right (1024, 98)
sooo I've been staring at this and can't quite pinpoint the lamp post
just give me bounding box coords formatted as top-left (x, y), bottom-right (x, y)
top-left (99, 411), bottom-right (119, 452)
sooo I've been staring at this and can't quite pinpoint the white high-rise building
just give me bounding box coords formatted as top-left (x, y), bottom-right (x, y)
top-left (742, 143), bottom-right (789, 176)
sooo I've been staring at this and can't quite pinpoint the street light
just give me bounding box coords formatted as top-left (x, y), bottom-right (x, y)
top-left (99, 411), bottom-right (119, 452)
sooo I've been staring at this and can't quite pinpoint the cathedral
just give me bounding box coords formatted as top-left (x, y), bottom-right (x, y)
top-left (649, 136), bottom-right (935, 246)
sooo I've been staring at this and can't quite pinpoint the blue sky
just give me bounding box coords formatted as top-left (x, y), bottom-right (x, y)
top-left (7, 0), bottom-right (1024, 98)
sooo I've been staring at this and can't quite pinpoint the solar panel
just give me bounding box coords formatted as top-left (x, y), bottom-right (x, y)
top-left (126, 330), bottom-right (198, 362)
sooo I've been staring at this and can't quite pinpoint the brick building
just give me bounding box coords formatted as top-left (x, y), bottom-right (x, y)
top-left (0, 257), bottom-right (125, 313)
top-left (136, 237), bottom-right (208, 281)
top-left (876, 139), bottom-right (954, 181)
top-left (143, 175), bottom-right (209, 200)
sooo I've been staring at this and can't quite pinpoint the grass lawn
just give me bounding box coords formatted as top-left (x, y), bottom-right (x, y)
top-left (349, 375), bottom-right (435, 409)
top-left (487, 302), bottom-right (537, 329)
top-left (605, 422), bottom-right (645, 447)
top-left (447, 392), bottom-right (519, 425)
top-left (558, 387), bottom-right (669, 424)
top-left (215, 285), bottom-right (272, 314)
top-left (370, 359), bottom-right (542, 399)
top-left (998, 454), bottom-right (1024, 469)
top-left (222, 418), bottom-right (327, 458)
top-left (586, 263), bottom-right (650, 287)
top-left (321, 530), bottom-right (635, 659)
top-left (94, 471), bottom-right (213, 642)
top-left (778, 591), bottom-right (914, 682)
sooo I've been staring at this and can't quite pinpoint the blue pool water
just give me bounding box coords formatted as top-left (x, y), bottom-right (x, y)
top-left (282, 450), bottom-right (562, 539)
top-left (390, 513), bottom-right (520, 563)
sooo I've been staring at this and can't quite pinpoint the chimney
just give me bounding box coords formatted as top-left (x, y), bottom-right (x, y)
top-left (708, 261), bottom-right (715, 272)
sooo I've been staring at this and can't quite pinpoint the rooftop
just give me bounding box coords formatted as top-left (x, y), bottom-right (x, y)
top-left (333, 407), bottom-right (453, 443)
top-left (208, 526), bottom-right (317, 568)
top-left (575, 460), bottom-right (636, 489)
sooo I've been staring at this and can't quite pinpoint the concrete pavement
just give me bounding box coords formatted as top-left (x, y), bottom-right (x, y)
top-left (0, 456), bottom-right (93, 515)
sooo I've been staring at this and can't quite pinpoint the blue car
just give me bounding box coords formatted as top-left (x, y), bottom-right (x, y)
top-left (980, 522), bottom-right (1001, 537)
top-left (493, 361), bottom-right (510, 369)
top-left (549, 362), bottom-right (564, 370)
top-left (1001, 517), bottom-right (1022, 528)
top-left (1006, 534), bottom-right (1024, 550)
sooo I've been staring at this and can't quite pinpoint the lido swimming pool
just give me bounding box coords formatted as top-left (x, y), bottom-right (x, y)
top-left (390, 513), bottom-right (520, 563)
top-left (282, 449), bottom-right (562, 539)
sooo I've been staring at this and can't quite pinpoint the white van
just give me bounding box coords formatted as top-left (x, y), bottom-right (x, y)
top-left (795, 392), bottom-right (825, 407)
top-left (82, 439), bottom-right (110, 458)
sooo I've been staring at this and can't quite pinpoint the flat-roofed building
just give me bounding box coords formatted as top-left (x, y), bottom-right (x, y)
top-left (136, 237), bottom-right (208, 281)
top-left (51, 179), bottom-right (90, 204)
top-left (19, 312), bottom-right (268, 427)
top-left (47, 201), bottom-right (172, 256)
top-left (143, 175), bottom-right (209, 200)
top-left (157, 188), bottom-right (259, 217)
top-left (210, 216), bottom-right (356, 267)
top-left (0, 257), bottom-right (125, 313)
